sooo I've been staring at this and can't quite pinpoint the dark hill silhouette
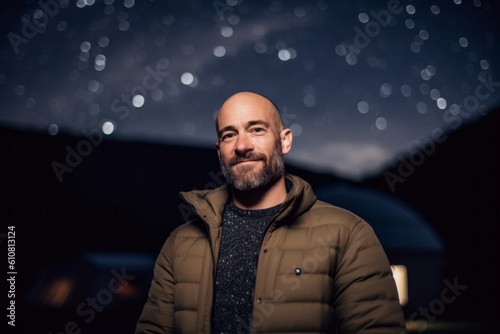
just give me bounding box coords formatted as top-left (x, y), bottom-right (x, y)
top-left (363, 106), bottom-right (500, 323)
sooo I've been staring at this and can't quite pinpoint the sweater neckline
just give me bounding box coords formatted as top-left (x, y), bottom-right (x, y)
top-left (226, 201), bottom-right (281, 218)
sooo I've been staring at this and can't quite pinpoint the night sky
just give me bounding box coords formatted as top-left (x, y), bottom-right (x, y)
top-left (1, 0), bottom-right (499, 179)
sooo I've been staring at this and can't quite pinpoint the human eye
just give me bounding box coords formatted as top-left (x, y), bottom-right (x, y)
top-left (250, 127), bottom-right (267, 135)
top-left (220, 132), bottom-right (237, 142)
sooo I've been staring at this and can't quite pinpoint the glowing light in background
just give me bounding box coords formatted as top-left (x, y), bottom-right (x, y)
top-left (405, 18), bottom-right (415, 29)
top-left (391, 265), bottom-right (409, 306)
top-left (417, 101), bottom-right (428, 114)
top-left (375, 117), bottom-right (388, 131)
top-left (437, 98), bottom-right (447, 110)
top-left (357, 101), bottom-right (369, 114)
top-left (95, 54), bottom-right (106, 71)
top-left (102, 121), bottom-right (115, 135)
top-left (379, 83), bottom-right (393, 98)
top-left (98, 36), bottom-right (109, 47)
top-left (48, 124), bottom-right (59, 136)
top-left (180, 73), bottom-right (193, 85)
top-left (220, 26), bottom-right (233, 37)
top-left (401, 85), bottom-right (412, 97)
top-left (213, 46), bottom-right (226, 57)
top-left (278, 49), bottom-right (291, 61)
top-left (40, 278), bottom-right (74, 308)
top-left (132, 95), bottom-right (145, 108)
top-left (358, 13), bottom-right (369, 23)
top-left (180, 72), bottom-right (198, 87)
top-left (80, 41), bottom-right (91, 52)
top-left (459, 37), bottom-right (469, 47)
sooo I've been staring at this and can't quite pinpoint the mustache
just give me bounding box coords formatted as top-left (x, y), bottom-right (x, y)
top-left (228, 153), bottom-right (266, 166)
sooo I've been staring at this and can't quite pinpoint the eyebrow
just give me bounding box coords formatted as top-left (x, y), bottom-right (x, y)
top-left (217, 120), bottom-right (271, 137)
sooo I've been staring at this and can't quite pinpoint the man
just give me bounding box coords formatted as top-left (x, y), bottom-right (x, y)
top-left (136, 91), bottom-right (407, 333)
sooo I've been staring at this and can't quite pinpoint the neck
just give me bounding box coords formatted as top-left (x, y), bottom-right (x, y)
top-left (231, 176), bottom-right (287, 210)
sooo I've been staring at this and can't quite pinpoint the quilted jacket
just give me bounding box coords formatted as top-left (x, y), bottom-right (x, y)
top-left (135, 174), bottom-right (407, 333)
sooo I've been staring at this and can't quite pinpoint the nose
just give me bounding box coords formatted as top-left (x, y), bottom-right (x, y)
top-left (234, 132), bottom-right (253, 155)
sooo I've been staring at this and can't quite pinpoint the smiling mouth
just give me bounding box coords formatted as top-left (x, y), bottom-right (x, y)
top-left (232, 159), bottom-right (261, 166)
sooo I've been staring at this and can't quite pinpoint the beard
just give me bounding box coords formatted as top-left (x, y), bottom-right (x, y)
top-left (220, 139), bottom-right (286, 191)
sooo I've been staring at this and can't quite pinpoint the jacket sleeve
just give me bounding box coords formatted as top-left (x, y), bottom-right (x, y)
top-left (333, 220), bottom-right (407, 334)
top-left (135, 235), bottom-right (176, 334)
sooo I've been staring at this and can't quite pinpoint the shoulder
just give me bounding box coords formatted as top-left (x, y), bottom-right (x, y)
top-left (153, 220), bottom-right (211, 264)
top-left (301, 201), bottom-right (389, 265)
top-left (305, 199), bottom-right (368, 231)
top-left (286, 199), bottom-right (375, 247)
top-left (168, 219), bottom-right (206, 240)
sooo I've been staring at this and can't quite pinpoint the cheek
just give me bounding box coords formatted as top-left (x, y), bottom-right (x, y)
top-left (218, 147), bottom-right (232, 162)
top-left (253, 137), bottom-right (272, 150)
top-left (260, 140), bottom-right (278, 157)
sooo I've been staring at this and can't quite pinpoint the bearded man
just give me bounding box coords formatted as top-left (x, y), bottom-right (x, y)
top-left (135, 91), bottom-right (407, 334)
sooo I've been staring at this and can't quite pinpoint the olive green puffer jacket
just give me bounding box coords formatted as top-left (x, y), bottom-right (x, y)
top-left (136, 174), bottom-right (407, 333)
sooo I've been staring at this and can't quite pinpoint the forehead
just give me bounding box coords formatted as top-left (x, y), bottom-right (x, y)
top-left (216, 94), bottom-right (277, 130)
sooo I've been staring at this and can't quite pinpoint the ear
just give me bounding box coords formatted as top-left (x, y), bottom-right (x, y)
top-left (215, 141), bottom-right (221, 160)
top-left (280, 128), bottom-right (293, 155)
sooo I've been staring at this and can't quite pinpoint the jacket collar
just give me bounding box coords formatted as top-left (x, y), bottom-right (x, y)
top-left (179, 174), bottom-right (317, 228)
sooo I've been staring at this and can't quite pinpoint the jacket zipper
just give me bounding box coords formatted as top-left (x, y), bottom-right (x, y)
top-left (250, 213), bottom-right (282, 334)
top-left (195, 210), bottom-right (220, 334)
top-left (179, 195), bottom-right (218, 334)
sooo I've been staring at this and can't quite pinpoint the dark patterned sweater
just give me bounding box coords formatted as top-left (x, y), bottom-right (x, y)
top-left (211, 201), bottom-right (281, 334)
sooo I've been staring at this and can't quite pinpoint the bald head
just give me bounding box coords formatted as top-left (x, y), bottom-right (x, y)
top-left (215, 91), bottom-right (283, 135)
top-left (215, 91), bottom-right (293, 197)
